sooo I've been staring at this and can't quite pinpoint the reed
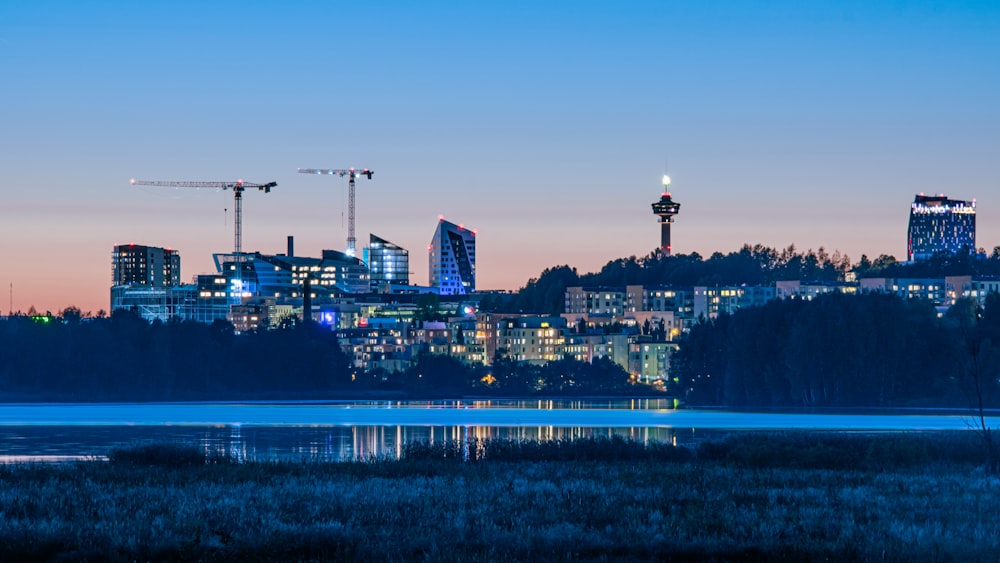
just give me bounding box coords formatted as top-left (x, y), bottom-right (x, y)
top-left (0, 433), bottom-right (996, 561)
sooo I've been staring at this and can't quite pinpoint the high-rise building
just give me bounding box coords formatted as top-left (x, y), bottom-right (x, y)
top-left (429, 218), bottom-right (476, 295)
top-left (651, 175), bottom-right (681, 255)
top-left (112, 244), bottom-right (180, 287)
top-left (369, 234), bottom-right (410, 289)
top-left (907, 194), bottom-right (976, 261)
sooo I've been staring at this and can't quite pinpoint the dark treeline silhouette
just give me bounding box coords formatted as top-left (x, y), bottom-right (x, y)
top-left (670, 292), bottom-right (1000, 408)
top-left (482, 244), bottom-right (1000, 314)
top-left (0, 310), bottom-right (643, 401)
top-left (0, 310), bottom-right (352, 401)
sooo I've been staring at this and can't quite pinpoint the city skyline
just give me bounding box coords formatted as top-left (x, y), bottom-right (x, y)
top-left (2, 1), bottom-right (998, 315)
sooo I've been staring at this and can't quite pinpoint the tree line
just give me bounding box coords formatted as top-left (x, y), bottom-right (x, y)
top-left (0, 310), bottom-right (642, 401)
top-left (669, 292), bottom-right (1000, 408)
top-left (481, 244), bottom-right (1000, 315)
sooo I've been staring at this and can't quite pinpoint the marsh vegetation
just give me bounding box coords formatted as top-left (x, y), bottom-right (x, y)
top-left (1, 433), bottom-right (998, 561)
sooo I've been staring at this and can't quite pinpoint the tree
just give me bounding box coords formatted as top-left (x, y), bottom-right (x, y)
top-left (946, 297), bottom-right (1000, 472)
top-left (510, 265), bottom-right (580, 314)
top-left (60, 306), bottom-right (82, 325)
top-left (415, 293), bottom-right (443, 322)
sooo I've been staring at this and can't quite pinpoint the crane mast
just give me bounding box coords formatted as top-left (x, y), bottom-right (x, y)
top-left (297, 167), bottom-right (373, 257)
top-left (130, 179), bottom-right (276, 256)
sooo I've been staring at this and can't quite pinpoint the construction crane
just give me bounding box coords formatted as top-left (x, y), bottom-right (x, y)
top-left (297, 167), bottom-right (373, 257)
top-left (130, 178), bottom-right (277, 256)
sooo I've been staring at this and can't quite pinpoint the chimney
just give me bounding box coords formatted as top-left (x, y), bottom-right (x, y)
top-left (287, 236), bottom-right (294, 257)
top-left (302, 277), bottom-right (312, 324)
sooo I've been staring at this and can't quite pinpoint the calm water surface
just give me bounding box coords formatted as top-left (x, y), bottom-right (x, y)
top-left (0, 400), bottom-right (994, 462)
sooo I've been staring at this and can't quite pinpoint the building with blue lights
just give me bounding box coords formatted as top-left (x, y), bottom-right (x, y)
top-left (429, 218), bottom-right (476, 295)
top-left (369, 234), bottom-right (409, 290)
top-left (907, 194), bottom-right (976, 261)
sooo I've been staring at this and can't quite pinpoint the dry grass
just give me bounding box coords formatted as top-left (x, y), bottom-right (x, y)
top-left (0, 434), bottom-right (997, 561)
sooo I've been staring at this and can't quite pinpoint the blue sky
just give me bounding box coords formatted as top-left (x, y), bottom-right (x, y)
top-left (1, 1), bottom-right (998, 314)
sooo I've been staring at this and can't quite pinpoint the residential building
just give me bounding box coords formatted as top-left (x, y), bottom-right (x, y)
top-left (626, 285), bottom-right (696, 328)
top-left (775, 280), bottom-right (858, 300)
top-left (429, 218), bottom-right (476, 295)
top-left (565, 287), bottom-right (627, 316)
top-left (497, 316), bottom-right (567, 364)
top-left (693, 285), bottom-right (775, 319)
top-left (564, 333), bottom-right (615, 364)
top-left (945, 276), bottom-right (1000, 308)
top-left (112, 244), bottom-right (180, 287)
top-left (629, 337), bottom-right (679, 384)
top-left (859, 277), bottom-right (947, 307)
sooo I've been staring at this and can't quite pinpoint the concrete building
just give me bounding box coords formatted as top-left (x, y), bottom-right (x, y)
top-left (693, 285), bottom-right (776, 320)
top-left (629, 337), bottom-right (679, 384)
top-left (859, 277), bottom-right (947, 307)
top-left (565, 287), bottom-right (627, 316)
top-left (564, 333), bottom-right (616, 364)
top-left (497, 316), bottom-right (567, 365)
top-left (626, 285), bottom-right (696, 326)
top-left (945, 276), bottom-right (1000, 308)
top-left (775, 280), bottom-right (858, 300)
top-left (112, 244), bottom-right (180, 287)
top-left (229, 297), bottom-right (295, 333)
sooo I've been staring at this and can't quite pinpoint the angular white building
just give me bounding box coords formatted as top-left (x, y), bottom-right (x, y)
top-left (429, 218), bottom-right (476, 295)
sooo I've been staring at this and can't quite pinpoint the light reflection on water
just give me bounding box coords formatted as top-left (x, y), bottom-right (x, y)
top-left (0, 399), bottom-right (995, 462)
top-left (0, 424), bottom-right (690, 463)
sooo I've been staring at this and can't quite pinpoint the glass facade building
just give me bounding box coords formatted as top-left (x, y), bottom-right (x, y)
top-left (907, 194), bottom-right (976, 261)
top-left (369, 234), bottom-right (409, 289)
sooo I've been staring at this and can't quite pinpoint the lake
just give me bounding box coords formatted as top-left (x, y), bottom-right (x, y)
top-left (0, 400), bottom-right (995, 462)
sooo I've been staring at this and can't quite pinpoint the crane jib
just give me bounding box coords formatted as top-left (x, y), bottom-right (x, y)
top-left (130, 179), bottom-right (276, 191)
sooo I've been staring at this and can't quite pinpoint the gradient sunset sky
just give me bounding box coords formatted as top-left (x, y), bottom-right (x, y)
top-left (2, 1), bottom-right (998, 315)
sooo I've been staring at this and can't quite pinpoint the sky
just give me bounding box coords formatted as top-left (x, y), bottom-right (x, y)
top-left (1, 1), bottom-right (998, 315)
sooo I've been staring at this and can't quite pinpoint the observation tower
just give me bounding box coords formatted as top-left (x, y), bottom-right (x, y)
top-left (651, 174), bottom-right (681, 256)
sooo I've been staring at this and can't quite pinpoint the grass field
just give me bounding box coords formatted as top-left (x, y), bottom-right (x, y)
top-left (0, 433), bottom-right (998, 561)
